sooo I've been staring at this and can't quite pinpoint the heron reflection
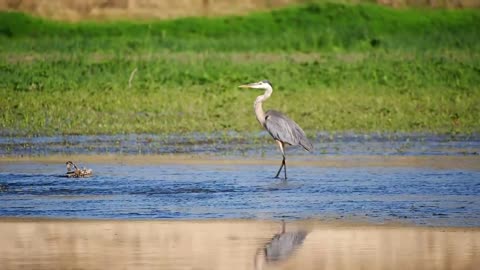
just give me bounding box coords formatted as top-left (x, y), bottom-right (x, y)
top-left (255, 221), bottom-right (308, 269)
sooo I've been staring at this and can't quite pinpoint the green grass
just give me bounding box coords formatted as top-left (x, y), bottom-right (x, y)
top-left (1, 3), bottom-right (479, 53)
top-left (1, 3), bottom-right (479, 136)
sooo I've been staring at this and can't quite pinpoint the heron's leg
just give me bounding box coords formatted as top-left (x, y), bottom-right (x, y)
top-left (274, 141), bottom-right (286, 179)
top-left (274, 158), bottom-right (284, 178)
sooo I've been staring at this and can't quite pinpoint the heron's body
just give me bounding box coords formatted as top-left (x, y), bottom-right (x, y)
top-left (240, 80), bottom-right (313, 179)
top-left (264, 110), bottom-right (313, 152)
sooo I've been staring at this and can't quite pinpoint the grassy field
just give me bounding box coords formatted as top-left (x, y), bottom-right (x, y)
top-left (1, 3), bottom-right (479, 136)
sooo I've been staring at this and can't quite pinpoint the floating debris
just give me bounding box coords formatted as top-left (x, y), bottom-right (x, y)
top-left (65, 161), bottom-right (93, 178)
top-left (0, 184), bottom-right (8, 192)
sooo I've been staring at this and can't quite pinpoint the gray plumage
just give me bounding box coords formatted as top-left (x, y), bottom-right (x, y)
top-left (265, 110), bottom-right (313, 152)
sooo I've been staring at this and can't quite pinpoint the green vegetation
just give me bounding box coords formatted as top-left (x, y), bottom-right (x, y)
top-left (1, 3), bottom-right (479, 136)
top-left (1, 3), bottom-right (479, 52)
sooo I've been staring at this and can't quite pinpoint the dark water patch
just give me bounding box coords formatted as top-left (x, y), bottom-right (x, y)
top-left (1, 132), bottom-right (479, 157)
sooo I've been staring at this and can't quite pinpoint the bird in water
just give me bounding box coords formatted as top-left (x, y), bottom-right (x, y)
top-left (65, 161), bottom-right (93, 178)
top-left (239, 80), bottom-right (313, 179)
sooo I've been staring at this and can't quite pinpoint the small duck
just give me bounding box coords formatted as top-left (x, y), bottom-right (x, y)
top-left (65, 161), bottom-right (93, 178)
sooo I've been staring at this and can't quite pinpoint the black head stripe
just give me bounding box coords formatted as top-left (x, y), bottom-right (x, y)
top-left (261, 80), bottom-right (272, 88)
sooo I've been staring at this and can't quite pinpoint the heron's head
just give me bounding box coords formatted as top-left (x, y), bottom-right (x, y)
top-left (66, 161), bottom-right (74, 171)
top-left (238, 80), bottom-right (272, 90)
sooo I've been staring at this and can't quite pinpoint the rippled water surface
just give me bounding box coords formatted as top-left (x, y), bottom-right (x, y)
top-left (1, 160), bottom-right (479, 226)
top-left (1, 133), bottom-right (480, 226)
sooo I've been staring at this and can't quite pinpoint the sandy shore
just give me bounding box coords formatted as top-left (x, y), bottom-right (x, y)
top-left (2, 154), bottom-right (480, 170)
top-left (0, 218), bottom-right (478, 270)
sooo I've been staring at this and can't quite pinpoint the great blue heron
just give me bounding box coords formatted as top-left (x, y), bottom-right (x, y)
top-left (239, 80), bottom-right (313, 179)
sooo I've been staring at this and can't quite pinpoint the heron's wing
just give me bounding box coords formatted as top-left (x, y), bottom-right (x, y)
top-left (264, 110), bottom-right (313, 152)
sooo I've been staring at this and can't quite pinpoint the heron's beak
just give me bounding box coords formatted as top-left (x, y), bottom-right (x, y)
top-left (238, 83), bottom-right (257, 89)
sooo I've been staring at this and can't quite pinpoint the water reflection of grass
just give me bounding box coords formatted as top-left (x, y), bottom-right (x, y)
top-left (0, 3), bottom-right (479, 136)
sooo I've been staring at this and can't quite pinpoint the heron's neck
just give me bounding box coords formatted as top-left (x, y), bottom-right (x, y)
top-left (254, 87), bottom-right (272, 126)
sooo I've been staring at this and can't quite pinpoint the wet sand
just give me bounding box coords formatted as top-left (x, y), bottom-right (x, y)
top-left (2, 154), bottom-right (480, 170)
top-left (0, 218), bottom-right (478, 270)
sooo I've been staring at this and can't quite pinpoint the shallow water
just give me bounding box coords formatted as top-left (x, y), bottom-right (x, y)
top-left (1, 159), bottom-right (479, 226)
top-left (1, 133), bottom-right (480, 226)
top-left (1, 219), bottom-right (479, 270)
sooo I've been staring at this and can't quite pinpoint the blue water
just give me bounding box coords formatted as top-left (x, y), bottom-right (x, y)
top-left (1, 162), bottom-right (479, 226)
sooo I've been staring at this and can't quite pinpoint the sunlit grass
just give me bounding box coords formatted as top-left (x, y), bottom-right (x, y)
top-left (1, 52), bottom-right (479, 135)
top-left (0, 3), bottom-right (479, 136)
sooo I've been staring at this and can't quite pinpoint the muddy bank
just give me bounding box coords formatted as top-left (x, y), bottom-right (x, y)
top-left (2, 154), bottom-right (480, 170)
top-left (1, 133), bottom-right (479, 158)
top-left (0, 219), bottom-right (479, 270)
top-left (1, 0), bottom-right (477, 21)
top-left (0, 0), bottom-right (302, 21)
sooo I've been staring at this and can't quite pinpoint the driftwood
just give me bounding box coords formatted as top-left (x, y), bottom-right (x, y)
top-left (65, 161), bottom-right (93, 178)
